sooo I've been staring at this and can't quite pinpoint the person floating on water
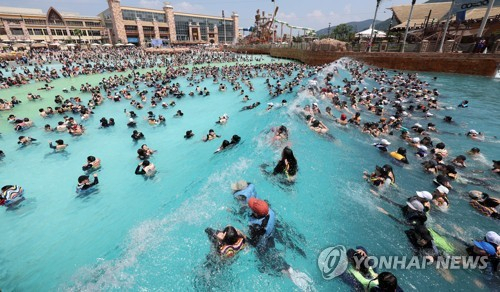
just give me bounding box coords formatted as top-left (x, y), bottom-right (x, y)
top-left (271, 146), bottom-right (298, 183)
top-left (204, 225), bottom-right (247, 260)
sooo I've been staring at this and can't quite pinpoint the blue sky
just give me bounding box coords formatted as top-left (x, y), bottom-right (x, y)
top-left (5, 0), bottom-right (428, 30)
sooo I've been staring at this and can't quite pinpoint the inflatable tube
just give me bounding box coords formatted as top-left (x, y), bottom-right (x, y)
top-left (470, 200), bottom-right (495, 217)
top-left (2, 185), bottom-right (24, 207)
top-left (347, 266), bottom-right (378, 290)
top-left (390, 152), bottom-right (405, 161)
top-left (428, 228), bottom-right (455, 254)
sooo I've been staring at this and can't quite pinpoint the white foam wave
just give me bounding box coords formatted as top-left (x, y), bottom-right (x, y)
top-left (64, 158), bottom-right (251, 291)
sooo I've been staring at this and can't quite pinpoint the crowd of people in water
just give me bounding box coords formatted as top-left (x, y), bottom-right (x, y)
top-left (1, 46), bottom-right (499, 291)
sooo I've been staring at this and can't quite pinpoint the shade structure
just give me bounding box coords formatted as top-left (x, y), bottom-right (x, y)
top-left (0, 43), bottom-right (9, 47)
top-left (90, 43), bottom-right (100, 46)
top-left (125, 43), bottom-right (135, 46)
top-left (31, 43), bottom-right (48, 48)
top-left (49, 42), bottom-right (61, 46)
top-left (355, 27), bottom-right (387, 38)
top-left (114, 43), bottom-right (124, 47)
top-left (66, 43), bottom-right (76, 47)
top-left (102, 43), bottom-right (112, 47)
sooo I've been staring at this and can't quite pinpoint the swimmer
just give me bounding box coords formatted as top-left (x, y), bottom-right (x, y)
top-left (492, 160), bottom-right (500, 174)
top-left (131, 130), bottom-right (145, 141)
top-left (135, 160), bottom-right (156, 177)
top-left (216, 114), bottom-right (229, 125)
top-left (82, 156), bottom-right (101, 172)
top-left (174, 110), bottom-right (184, 117)
top-left (214, 135), bottom-right (240, 153)
top-left (467, 147), bottom-right (481, 156)
top-left (272, 146), bottom-right (298, 182)
top-left (49, 139), bottom-right (67, 151)
top-left (18, 136), bottom-right (37, 146)
top-left (466, 129), bottom-right (484, 141)
top-left (452, 155), bottom-right (467, 168)
top-left (273, 125), bottom-right (289, 142)
top-left (184, 130), bottom-right (194, 139)
top-left (266, 103), bottom-right (274, 111)
top-left (205, 226), bottom-right (247, 259)
top-left (203, 129), bottom-right (220, 141)
top-left (432, 186), bottom-right (450, 208)
top-left (373, 139), bottom-right (391, 152)
top-left (127, 118), bottom-right (137, 128)
top-left (469, 190), bottom-right (500, 219)
top-left (336, 113), bottom-right (348, 125)
top-left (306, 115), bottom-right (329, 134)
top-left (77, 173), bottom-right (99, 192)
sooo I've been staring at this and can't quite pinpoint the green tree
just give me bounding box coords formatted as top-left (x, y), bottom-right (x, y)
top-left (332, 24), bottom-right (355, 42)
top-left (73, 29), bottom-right (83, 44)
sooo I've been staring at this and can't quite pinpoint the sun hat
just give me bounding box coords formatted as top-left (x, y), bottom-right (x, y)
top-left (473, 241), bottom-right (496, 255)
top-left (469, 129), bottom-right (479, 135)
top-left (248, 198), bottom-right (269, 217)
top-left (416, 191), bottom-right (433, 201)
top-left (407, 200), bottom-right (424, 212)
top-left (485, 231), bottom-right (500, 246)
top-left (414, 123), bottom-right (422, 128)
top-left (231, 180), bottom-right (248, 191)
top-left (418, 145), bottom-right (428, 152)
top-left (436, 185), bottom-right (449, 195)
top-left (412, 137), bottom-right (420, 143)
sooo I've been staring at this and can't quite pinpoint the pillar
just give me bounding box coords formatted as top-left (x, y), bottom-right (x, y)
top-left (46, 25), bottom-right (53, 41)
top-left (443, 39), bottom-right (454, 53)
top-left (163, 2), bottom-right (176, 43)
top-left (136, 18), bottom-right (145, 47)
top-left (213, 24), bottom-right (219, 44)
top-left (153, 19), bottom-right (160, 39)
top-left (420, 40), bottom-right (429, 53)
top-left (493, 39), bottom-right (500, 54)
top-left (2, 20), bottom-right (13, 40)
top-left (231, 12), bottom-right (239, 43)
top-left (20, 21), bottom-right (30, 40)
top-left (107, 0), bottom-right (127, 44)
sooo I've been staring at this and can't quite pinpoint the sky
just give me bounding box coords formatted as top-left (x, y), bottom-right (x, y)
top-left (4, 0), bottom-right (429, 30)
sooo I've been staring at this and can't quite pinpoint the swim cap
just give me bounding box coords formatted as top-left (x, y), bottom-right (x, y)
top-left (473, 241), bottom-right (496, 256)
top-left (248, 198), bottom-right (269, 217)
top-left (341, 114), bottom-right (346, 120)
top-left (416, 191), bottom-right (433, 201)
top-left (436, 185), bottom-right (449, 195)
top-left (380, 139), bottom-right (391, 145)
top-left (486, 231), bottom-right (500, 246)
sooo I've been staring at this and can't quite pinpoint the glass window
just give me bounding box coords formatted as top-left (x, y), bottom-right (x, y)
top-left (11, 28), bottom-right (24, 35)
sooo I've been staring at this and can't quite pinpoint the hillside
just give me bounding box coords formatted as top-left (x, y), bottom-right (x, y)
top-left (316, 18), bottom-right (393, 36)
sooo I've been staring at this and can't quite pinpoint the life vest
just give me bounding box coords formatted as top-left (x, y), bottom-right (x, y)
top-left (219, 237), bottom-right (245, 258)
top-left (234, 184), bottom-right (257, 202)
top-left (249, 209), bottom-right (276, 238)
top-left (348, 266), bottom-right (378, 290)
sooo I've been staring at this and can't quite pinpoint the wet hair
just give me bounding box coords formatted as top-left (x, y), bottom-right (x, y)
top-left (397, 147), bottom-right (407, 156)
top-left (436, 142), bottom-right (445, 149)
top-left (221, 140), bottom-right (230, 148)
top-left (87, 156), bottom-right (96, 162)
top-left (78, 175), bottom-right (89, 183)
top-left (377, 272), bottom-right (398, 291)
top-left (55, 139), bottom-right (64, 145)
top-left (455, 155), bottom-right (466, 161)
top-left (222, 226), bottom-right (239, 245)
top-left (142, 160), bottom-right (150, 166)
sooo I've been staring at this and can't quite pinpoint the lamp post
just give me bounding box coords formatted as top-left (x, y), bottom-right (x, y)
top-left (368, 0), bottom-right (381, 52)
top-left (401, 0), bottom-right (416, 52)
top-left (328, 22), bottom-right (331, 38)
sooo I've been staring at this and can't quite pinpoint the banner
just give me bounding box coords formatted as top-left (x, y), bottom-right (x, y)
top-left (151, 39), bottom-right (163, 47)
top-left (451, 0), bottom-right (489, 13)
top-left (456, 10), bottom-right (466, 22)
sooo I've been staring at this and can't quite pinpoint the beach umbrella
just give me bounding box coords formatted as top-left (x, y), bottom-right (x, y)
top-left (66, 43), bottom-right (76, 47)
top-left (90, 43), bottom-right (100, 46)
top-left (102, 43), bottom-right (112, 47)
top-left (125, 43), bottom-right (135, 46)
top-left (49, 42), bottom-right (61, 46)
top-left (115, 43), bottom-right (124, 47)
top-left (31, 43), bottom-right (47, 48)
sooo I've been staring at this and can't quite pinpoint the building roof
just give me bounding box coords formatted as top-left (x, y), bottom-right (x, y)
top-left (391, 2), bottom-right (500, 29)
top-left (0, 6), bottom-right (44, 15)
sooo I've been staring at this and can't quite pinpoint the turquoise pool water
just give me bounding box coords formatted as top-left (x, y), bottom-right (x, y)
top-left (0, 55), bottom-right (499, 291)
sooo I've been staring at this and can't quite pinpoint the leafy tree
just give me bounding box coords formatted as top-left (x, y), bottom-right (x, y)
top-left (73, 29), bottom-right (83, 43)
top-left (332, 24), bottom-right (355, 42)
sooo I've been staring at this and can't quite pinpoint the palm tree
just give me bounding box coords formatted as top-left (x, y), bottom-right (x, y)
top-left (73, 29), bottom-right (83, 44)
